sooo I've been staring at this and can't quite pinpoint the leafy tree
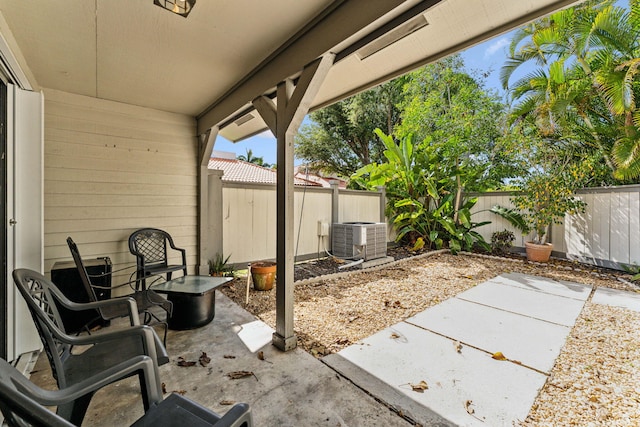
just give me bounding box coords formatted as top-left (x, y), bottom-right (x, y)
top-left (396, 56), bottom-right (515, 193)
top-left (237, 149), bottom-right (271, 168)
top-left (501, 0), bottom-right (640, 181)
top-left (294, 77), bottom-right (407, 177)
top-left (351, 58), bottom-right (519, 251)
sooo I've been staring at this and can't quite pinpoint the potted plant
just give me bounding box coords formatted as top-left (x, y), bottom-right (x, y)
top-left (209, 253), bottom-right (233, 276)
top-left (511, 169), bottom-right (586, 262)
top-left (250, 261), bottom-right (276, 291)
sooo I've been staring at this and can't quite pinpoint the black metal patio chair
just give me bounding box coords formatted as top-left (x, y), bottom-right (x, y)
top-left (12, 268), bottom-right (167, 426)
top-left (67, 237), bottom-right (172, 344)
top-left (0, 357), bottom-right (253, 427)
top-left (129, 228), bottom-right (188, 291)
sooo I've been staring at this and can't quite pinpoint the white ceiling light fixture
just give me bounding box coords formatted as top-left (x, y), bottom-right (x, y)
top-left (153, 0), bottom-right (196, 17)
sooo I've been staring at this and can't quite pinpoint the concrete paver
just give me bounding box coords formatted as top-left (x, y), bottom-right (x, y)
top-left (592, 287), bottom-right (640, 312)
top-left (336, 321), bottom-right (548, 426)
top-left (491, 272), bottom-right (592, 300)
top-left (457, 280), bottom-right (588, 326)
top-left (405, 297), bottom-right (571, 373)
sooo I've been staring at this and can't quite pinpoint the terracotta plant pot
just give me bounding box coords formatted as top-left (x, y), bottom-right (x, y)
top-left (250, 261), bottom-right (276, 291)
top-left (525, 241), bottom-right (553, 262)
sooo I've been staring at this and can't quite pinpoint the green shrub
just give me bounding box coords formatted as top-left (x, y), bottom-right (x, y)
top-left (491, 230), bottom-right (515, 255)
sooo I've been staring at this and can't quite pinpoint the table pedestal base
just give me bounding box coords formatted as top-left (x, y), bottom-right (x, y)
top-left (166, 291), bottom-right (216, 330)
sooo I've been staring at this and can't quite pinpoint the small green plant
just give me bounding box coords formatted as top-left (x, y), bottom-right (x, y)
top-left (491, 230), bottom-right (515, 255)
top-left (621, 264), bottom-right (640, 282)
top-left (209, 253), bottom-right (233, 276)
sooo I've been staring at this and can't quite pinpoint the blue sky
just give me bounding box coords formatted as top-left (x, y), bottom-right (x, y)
top-left (213, 32), bottom-right (517, 166)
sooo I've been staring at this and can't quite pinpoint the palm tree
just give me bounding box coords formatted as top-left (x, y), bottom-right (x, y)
top-left (502, 0), bottom-right (640, 181)
top-left (237, 149), bottom-right (272, 168)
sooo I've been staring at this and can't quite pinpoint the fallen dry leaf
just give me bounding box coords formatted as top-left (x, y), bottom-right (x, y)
top-left (257, 351), bottom-right (264, 361)
top-left (223, 354), bottom-right (236, 359)
top-left (227, 370), bottom-right (256, 380)
top-left (465, 400), bottom-right (475, 415)
top-left (177, 357), bottom-right (197, 367)
top-left (161, 383), bottom-right (167, 394)
top-left (492, 351), bottom-right (507, 361)
top-left (411, 380), bottom-right (429, 393)
top-left (390, 332), bottom-right (400, 339)
top-left (220, 400), bottom-right (235, 405)
top-left (199, 352), bottom-right (211, 367)
top-left (454, 341), bottom-right (462, 353)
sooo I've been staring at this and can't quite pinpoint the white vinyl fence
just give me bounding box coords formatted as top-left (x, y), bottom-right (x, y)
top-left (471, 185), bottom-right (640, 270)
top-left (220, 182), bottom-right (386, 265)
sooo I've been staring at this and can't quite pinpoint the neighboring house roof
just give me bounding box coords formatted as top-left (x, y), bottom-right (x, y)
top-left (293, 167), bottom-right (348, 189)
top-left (208, 158), bottom-right (320, 186)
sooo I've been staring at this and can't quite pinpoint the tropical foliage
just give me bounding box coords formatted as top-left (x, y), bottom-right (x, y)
top-left (501, 0), bottom-right (640, 182)
top-left (352, 130), bottom-right (490, 253)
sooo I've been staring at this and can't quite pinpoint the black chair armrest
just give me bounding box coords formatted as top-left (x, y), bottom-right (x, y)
top-left (14, 355), bottom-right (160, 407)
top-left (48, 285), bottom-right (141, 325)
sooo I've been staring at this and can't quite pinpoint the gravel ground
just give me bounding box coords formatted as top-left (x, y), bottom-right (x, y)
top-left (220, 251), bottom-right (640, 426)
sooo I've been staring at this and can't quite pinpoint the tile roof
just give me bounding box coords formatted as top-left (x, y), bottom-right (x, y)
top-left (208, 158), bottom-right (320, 186)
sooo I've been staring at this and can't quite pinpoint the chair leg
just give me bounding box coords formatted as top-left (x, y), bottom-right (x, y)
top-left (56, 392), bottom-right (94, 426)
top-left (146, 310), bottom-right (169, 346)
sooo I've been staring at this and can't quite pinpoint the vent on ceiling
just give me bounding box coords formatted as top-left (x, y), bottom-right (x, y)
top-left (332, 222), bottom-right (387, 260)
top-left (356, 14), bottom-right (429, 60)
top-left (234, 113), bottom-right (254, 127)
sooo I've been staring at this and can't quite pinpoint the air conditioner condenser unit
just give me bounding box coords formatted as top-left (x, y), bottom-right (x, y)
top-left (332, 222), bottom-right (387, 260)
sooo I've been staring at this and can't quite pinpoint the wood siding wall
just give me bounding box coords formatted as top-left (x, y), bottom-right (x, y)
top-left (43, 89), bottom-right (198, 288)
top-left (221, 182), bottom-right (384, 265)
top-left (471, 186), bottom-right (640, 269)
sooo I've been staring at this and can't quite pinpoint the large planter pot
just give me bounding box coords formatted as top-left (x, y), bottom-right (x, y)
top-left (525, 241), bottom-right (553, 262)
top-left (251, 262), bottom-right (276, 291)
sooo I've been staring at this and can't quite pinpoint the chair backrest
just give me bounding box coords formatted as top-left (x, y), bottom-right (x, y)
top-left (0, 358), bottom-right (74, 427)
top-left (66, 237), bottom-right (99, 304)
top-left (129, 228), bottom-right (172, 267)
top-left (12, 269), bottom-right (75, 389)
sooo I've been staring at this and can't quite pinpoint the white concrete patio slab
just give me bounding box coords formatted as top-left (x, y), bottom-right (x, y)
top-left (491, 272), bottom-right (592, 300)
top-left (405, 297), bottom-right (571, 373)
top-left (457, 280), bottom-right (588, 326)
top-left (592, 287), bottom-right (640, 312)
top-left (337, 321), bottom-right (548, 427)
top-left (325, 274), bottom-right (597, 426)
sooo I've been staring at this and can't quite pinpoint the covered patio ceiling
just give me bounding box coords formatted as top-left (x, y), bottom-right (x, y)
top-left (0, 0), bottom-right (581, 140)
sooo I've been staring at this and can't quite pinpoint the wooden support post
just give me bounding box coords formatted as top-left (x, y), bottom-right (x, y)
top-left (197, 127), bottom-right (219, 275)
top-left (253, 54), bottom-right (334, 351)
